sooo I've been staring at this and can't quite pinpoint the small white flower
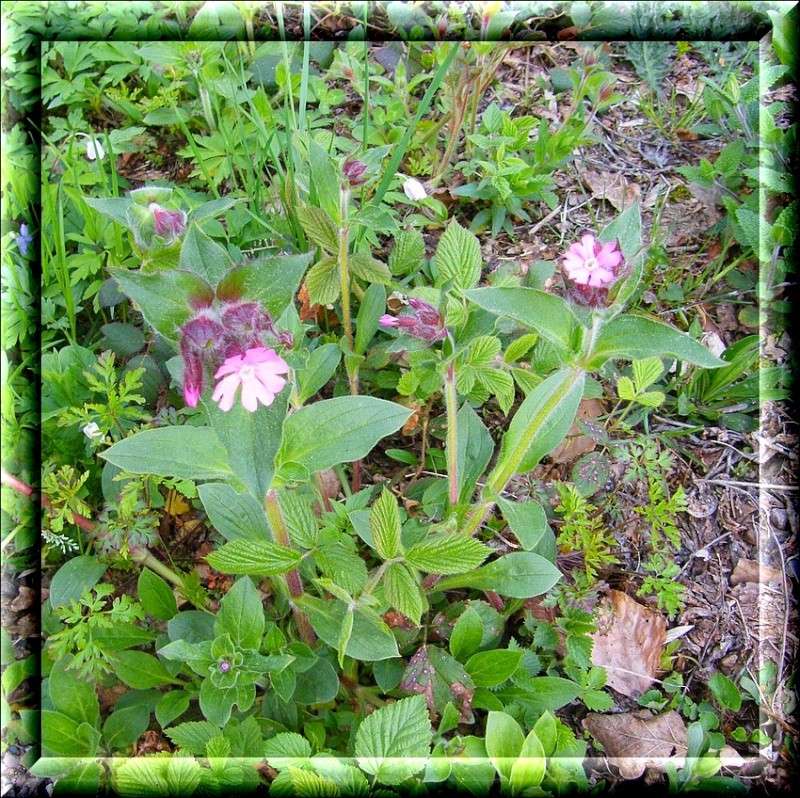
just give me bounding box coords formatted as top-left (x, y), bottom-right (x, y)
top-left (84, 136), bottom-right (105, 161)
top-left (82, 421), bottom-right (102, 439)
top-left (402, 177), bottom-right (428, 202)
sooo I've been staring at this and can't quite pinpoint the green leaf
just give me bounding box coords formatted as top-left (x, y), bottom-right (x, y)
top-left (188, 197), bottom-right (240, 223)
top-left (48, 657), bottom-right (100, 727)
top-left (137, 569), bottom-right (177, 621)
top-left (214, 577), bottom-right (265, 651)
top-left (485, 711), bottom-right (524, 783)
top-left (204, 388), bottom-right (288, 500)
top-left (354, 283), bottom-right (386, 356)
top-left (383, 562), bottom-right (425, 625)
top-left (533, 711), bottom-right (558, 756)
top-left (101, 426), bottom-right (233, 481)
top-left (464, 287), bottom-right (579, 352)
top-left (405, 534), bottom-right (490, 575)
top-left (198, 483), bottom-right (271, 542)
top-left (491, 368), bottom-right (585, 483)
top-left (103, 705), bottom-right (150, 752)
top-left (215, 252), bottom-right (312, 319)
top-left (155, 691), bottom-right (190, 729)
top-left (355, 695), bottom-right (433, 785)
top-left (49, 555), bottom-right (106, 608)
top-left (42, 711), bottom-right (100, 757)
top-left (465, 649), bottom-right (523, 687)
top-left (179, 224), bottom-right (233, 286)
top-left (588, 314), bottom-right (725, 369)
top-left (497, 497), bottom-right (553, 556)
top-left (110, 268), bottom-right (214, 342)
top-left (709, 672), bottom-right (742, 711)
top-left (205, 540), bottom-right (301, 576)
top-left (276, 397), bottom-right (411, 478)
top-left (296, 205), bottom-right (339, 253)
top-left (433, 552), bottom-right (562, 599)
top-left (296, 343), bottom-right (342, 404)
top-left (296, 595), bottom-right (399, 662)
top-left (278, 490), bottom-right (319, 549)
top-left (109, 651), bottom-right (176, 689)
top-left (632, 356), bottom-right (664, 391)
top-left (370, 489), bottom-right (402, 559)
top-left (165, 721), bottom-right (220, 755)
top-left (456, 402), bottom-right (494, 504)
top-left (450, 607), bottom-right (484, 661)
top-left (350, 252), bottom-right (392, 285)
top-left (510, 728), bottom-right (546, 794)
top-left (389, 228), bottom-right (425, 276)
top-left (616, 375), bottom-right (636, 401)
top-left (498, 675), bottom-right (580, 713)
top-left (293, 656), bottom-right (340, 704)
top-left (83, 195), bottom-right (132, 227)
top-left (305, 256), bottom-right (340, 306)
top-left (434, 219), bottom-right (482, 291)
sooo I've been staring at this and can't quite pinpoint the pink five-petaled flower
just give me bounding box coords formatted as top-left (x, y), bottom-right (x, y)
top-left (212, 347), bottom-right (289, 412)
top-left (562, 234), bottom-right (622, 288)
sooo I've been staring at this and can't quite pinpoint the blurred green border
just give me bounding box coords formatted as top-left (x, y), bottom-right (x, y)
top-left (1, 0), bottom-right (796, 792)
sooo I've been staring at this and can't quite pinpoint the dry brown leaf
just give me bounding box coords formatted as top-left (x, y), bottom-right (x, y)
top-left (581, 170), bottom-right (641, 212)
top-left (730, 558), bottom-right (782, 585)
top-left (583, 710), bottom-right (687, 780)
top-left (591, 590), bottom-right (666, 697)
top-left (550, 398), bottom-right (604, 464)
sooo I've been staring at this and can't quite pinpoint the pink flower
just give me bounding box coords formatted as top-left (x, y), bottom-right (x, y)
top-left (148, 203), bottom-right (187, 241)
top-left (562, 234), bottom-right (622, 288)
top-left (212, 347), bottom-right (289, 412)
top-left (379, 299), bottom-right (446, 343)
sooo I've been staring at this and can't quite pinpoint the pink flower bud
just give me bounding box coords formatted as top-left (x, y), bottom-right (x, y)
top-left (379, 314), bottom-right (400, 328)
top-left (148, 203), bottom-right (186, 242)
top-left (342, 159), bottom-right (367, 186)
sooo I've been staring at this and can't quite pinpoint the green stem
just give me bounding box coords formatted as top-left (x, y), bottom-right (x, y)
top-left (338, 188), bottom-right (354, 351)
top-left (445, 362), bottom-right (459, 508)
top-left (462, 368), bottom-right (585, 537)
top-left (264, 489), bottom-right (316, 645)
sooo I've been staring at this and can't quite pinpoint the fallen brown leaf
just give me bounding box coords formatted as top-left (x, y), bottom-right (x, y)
top-left (550, 398), bottom-right (604, 464)
top-left (730, 558), bottom-right (782, 585)
top-left (591, 590), bottom-right (666, 697)
top-left (581, 170), bottom-right (641, 212)
top-left (583, 709), bottom-right (687, 779)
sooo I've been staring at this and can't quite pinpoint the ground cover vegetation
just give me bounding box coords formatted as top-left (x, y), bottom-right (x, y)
top-left (0, 2), bottom-right (797, 796)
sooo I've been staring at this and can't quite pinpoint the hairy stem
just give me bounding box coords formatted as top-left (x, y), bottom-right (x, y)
top-left (444, 362), bottom-right (460, 507)
top-left (264, 489), bottom-right (316, 645)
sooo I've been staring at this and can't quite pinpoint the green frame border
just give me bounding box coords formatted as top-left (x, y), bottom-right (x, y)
top-left (1, 1), bottom-right (797, 794)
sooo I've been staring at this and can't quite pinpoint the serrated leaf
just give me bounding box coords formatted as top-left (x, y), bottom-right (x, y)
top-left (616, 375), bottom-right (636, 401)
top-left (406, 534), bottom-right (490, 575)
top-left (349, 252), bottom-right (391, 284)
top-left (632, 356), bottom-right (664, 391)
top-left (382, 562), bottom-right (425, 625)
top-left (279, 490), bottom-right (319, 549)
top-left (305, 257), bottom-right (340, 306)
top-left (370, 489), bottom-right (402, 560)
top-left (206, 540), bottom-right (301, 576)
top-left (389, 228), bottom-right (425, 276)
top-left (355, 695), bottom-right (432, 785)
top-left (434, 219), bottom-right (482, 291)
top-left (296, 205), bottom-right (339, 253)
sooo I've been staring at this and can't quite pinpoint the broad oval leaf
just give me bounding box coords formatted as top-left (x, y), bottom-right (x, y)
top-left (276, 397), bottom-right (412, 478)
top-left (588, 314), bottom-right (726, 369)
top-left (110, 268), bottom-right (214, 342)
top-left (198, 483), bottom-right (271, 542)
top-left (464, 287), bottom-right (579, 352)
top-left (179, 224), bottom-right (233, 286)
top-left (101, 426), bottom-right (233, 481)
top-left (433, 552), bottom-right (561, 599)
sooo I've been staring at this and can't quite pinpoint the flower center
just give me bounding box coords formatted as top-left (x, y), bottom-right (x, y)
top-left (218, 660), bottom-right (231, 673)
top-left (584, 254), bottom-right (599, 272)
top-left (239, 365), bottom-right (255, 380)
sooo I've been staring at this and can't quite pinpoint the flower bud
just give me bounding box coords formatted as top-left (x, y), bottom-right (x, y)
top-left (342, 158), bottom-right (367, 186)
top-left (402, 177), bottom-right (428, 202)
top-left (149, 203), bottom-right (187, 242)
